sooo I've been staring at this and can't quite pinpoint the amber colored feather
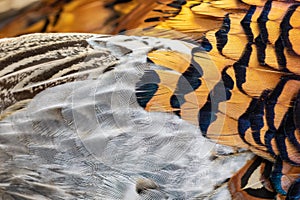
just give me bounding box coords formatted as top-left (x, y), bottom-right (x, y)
top-left (116, 1), bottom-right (300, 199)
top-left (0, 0), bottom-right (133, 38)
top-left (229, 156), bottom-right (300, 200)
top-left (0, 0), bottom-right (299, 199)
top-left (228, 156), bottom-right (277, 200)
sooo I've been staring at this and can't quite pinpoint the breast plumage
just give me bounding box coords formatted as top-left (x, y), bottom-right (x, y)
top-left (0, 0), bottom-right (299, 199)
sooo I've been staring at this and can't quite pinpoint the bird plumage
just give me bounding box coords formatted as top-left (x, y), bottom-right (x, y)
top-left (0, 33), bottom-right (254, 199)
top-left (0, 0), bottom-right (299, 199)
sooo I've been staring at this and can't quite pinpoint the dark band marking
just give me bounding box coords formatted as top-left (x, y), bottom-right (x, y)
top-left (287, 178), bottom-right (300, 200)
top-left (238, 90), bottom-right (269, 146)
top-left (199, 67), bottom-right (234, 136)
top-left (273, 4), bottom-right (300, 71)
top-left (241, 156), bottom-right (276, 199)
top-left (103, 64), bottom-right (116, 73)
top-left (275, 34), bottom-right (287, 70)
top-left (260, 74), bottom-right (300, 165)
top-left (284, 94), bottom-right (300, 149)
top-left (233, 43), bottom-right (252, 95)
top-left (41, 18), bottom-right (50, 32)
top-left (232, 5), bottom-right (256, 96)
top-left (53, 8), bottom-right (63, 27)
top-left (264, 129), bottom-right (276, 157)
top-left (264, 78), bottom-right (282, 157)
top-left (280, 3), bottom-right (300, 56)
top-left (136, 70), bottom-right (160, 108)
top-left (215, 13), bottom-right (230, 54)
top-left (170, 47), bottom-right (203, 116)
top-left (106, 0), bottom-right (132, 7)
top-left (274, 4), bottom-right (300, 70)
top-left (294, 91), bottom-right (300, 131)
top-left (270, 158), bottom-right (287, 195)
top-left (142, 0), bottom-right (186, 26)
top-left (255, 0), bottom-right (271, 65)
top-left (240, 5), bottom-right (256, 43)
top-left (167, 0), bottom-right (186, 9)
top-left (275, 96), bottom-right (299, 165)
top-left (144, 17), bottom-right (161, 23)
top-left (200, 37), bottom-right (212, 52)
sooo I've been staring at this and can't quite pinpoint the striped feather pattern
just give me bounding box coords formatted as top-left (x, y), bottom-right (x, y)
top-left (228, 156), bottom-right (277, 199)
top-left (0, 33), bottom-right (255, 199)
top-left (0, 0), bottom-right (299, 199)
top-left (0, 33), bottom-right (119, 119)
top-left (0, 0), bottom-right (130, 37)
top-left (116, 0), bottom-right (300, 198)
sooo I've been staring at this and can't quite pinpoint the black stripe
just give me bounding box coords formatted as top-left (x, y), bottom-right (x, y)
top-left (49, 0), bottom-right (72, 7)
top-left (144, 17), bottom-right (161, 23)
top-left (287, 178), bottom-right (300, 200)
top-left (166, 3), bottom-right (181, 9)
top-left (53, 8), bottom-right (63, 26)
top-left (255, 0), bottom-right (271, 65)
top-left (270, 158), bottom-right (287, 195)
top-left (241, 156), bottom-right (263, 188)
top-left (275, 33), bottom-right (287, 70)
top-left (264, 130), bottom-right (276, 157)
top-left (262, 157), bottom-right (273, 179)
top-left (275, 97), bottom-right (299, 165)
top-left (170, 47), bottom-right (203, 116)
top-left (264, 76), bottom-right (300, 158)
top-left (200, 36), bottom-right (212, 52)
top-left (240, 5), bottom-right (256, 43)
top-left (285, 93), bottom-right (300, 149)
top-left (294, 91), bottom-right (300, 131)
top-left (275, 121), bottom-right (292, 164)
top-left (264, 77), bottom-right (287, 157)
top-left (106, 0), bottom-right (132, 7)
top-left (199, 66), bottom-right (234, 136)
top-left (280, 3), bottom-right (300, 56)
top-left (265, 78), bottom-right (289, 131)
top-left (233, 43), bottom-right (252, 95)
top-left (241, 156), bottom-right (276, 198)
top-left (238, 91), bottom-right (269, 146)
top-left (136, 70), bottom-right (160, 108)
top-left (41, 18), bottom-right (50, 32)
top-left (274, 4), bottom-right (300, 70)
top-left (215, 13), bottom-right (230, 54)
top-left (167, 0), bottom-right (186, 9)
top-left (103, 64), bottom-right (116, 73)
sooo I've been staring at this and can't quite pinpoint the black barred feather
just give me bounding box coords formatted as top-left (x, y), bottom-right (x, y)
top-left (0, 0), bottom-right (300, 199)
top-left (0, 33), bottom-right (257, 199)
top-left (228, 156), bottom-right (277, 200)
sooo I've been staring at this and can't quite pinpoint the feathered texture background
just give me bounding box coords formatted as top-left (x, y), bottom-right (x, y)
top-left (0, 33), bottom-right (253, 199)
top-left (0, 0), bottom-right (299, 199)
